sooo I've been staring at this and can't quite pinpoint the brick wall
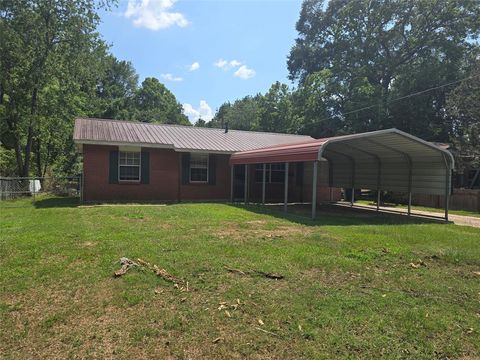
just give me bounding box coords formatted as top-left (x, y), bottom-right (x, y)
top-left (82, 144), bottom-right (341, 203)
top-left (83, 145), bottom-right (179, 202)
top-left (179, 154), bottom-right (231, 201)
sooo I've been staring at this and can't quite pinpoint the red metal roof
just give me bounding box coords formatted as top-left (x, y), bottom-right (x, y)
top-left (73, 118), bottom-right (312, 153)
top-left (229, 138), bottom-right (328, 164)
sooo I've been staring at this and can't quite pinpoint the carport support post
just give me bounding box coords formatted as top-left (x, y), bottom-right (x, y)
top-left (244, 164), bottom-right (248, 205)
top-left (312, 161), bottom-right (318, 220)
top-left (351, 159), bottom-right (355, 207)
top-left (444, 162), bottom-right (450, 222)
top-left (230, 165), bottom-right (234, 202)
top-left (407, 160), bottom-right (412, 216)
top-left (262, 163), bottom-right (266, 204)
top-left (376, 190), bottom-right (380, 211)
top-left (284, 162), bottom-right (289, 213)
top-left (408, 192), bottom-right (412, 216)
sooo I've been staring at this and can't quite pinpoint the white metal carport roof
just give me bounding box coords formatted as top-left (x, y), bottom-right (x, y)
top-left (230, 128), bottom-right (454, 220)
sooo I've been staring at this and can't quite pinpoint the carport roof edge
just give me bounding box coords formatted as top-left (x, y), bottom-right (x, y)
top-left (229, 128), bottom-right (455, 169)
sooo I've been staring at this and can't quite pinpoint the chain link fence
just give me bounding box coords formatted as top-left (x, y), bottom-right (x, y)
top-left (0, 176), bottom-right (82, 207)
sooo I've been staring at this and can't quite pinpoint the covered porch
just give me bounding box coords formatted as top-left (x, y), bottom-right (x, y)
top-left (229, 128), bottom-right (454, 221)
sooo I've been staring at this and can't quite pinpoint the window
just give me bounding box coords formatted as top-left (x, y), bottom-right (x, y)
top-left (270, 163), bottom-right (286, 183)
top-left (190, 153), bottom-right (208, 182)
top-left (255, 163), bottom-right (285, 183)
top-left (119, 151), bottom-right (141, 181)
top-left (255, 164), bottom-right (270, 182)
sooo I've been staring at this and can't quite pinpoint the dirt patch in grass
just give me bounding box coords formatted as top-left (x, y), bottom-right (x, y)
top-left (82, 241), bottom-right (97, 247)
top-left (1, 281), bottom-right (183, 358)
top-left (215, 221), bottom-right (312, 242)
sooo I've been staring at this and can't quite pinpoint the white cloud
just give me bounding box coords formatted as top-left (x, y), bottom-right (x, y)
top-left (161, 73), bottom-right (183, 82)
top-left (188, 62), bottom-right (200, 71)
top-left (124, 0), bottom-right (189, 31)
top-left (229, 60), bottom-right (241, 67)
top-left (182, 100), bottom-right (213, 122)
top-left (214, 58), bottom-right (229, 69)
top-left (234, 65), bottom-right (256, 79)
top-left (214, 58), bottom-right (242, 70)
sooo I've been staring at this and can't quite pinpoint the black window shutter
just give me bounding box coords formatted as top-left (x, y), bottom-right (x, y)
top-left (208, 154), bottom-right (216, 185)
top-left (181, 153), bottom-right (190, 185)
top-left (109, 150), bottom-right (119, 184)
top-left (296, 162), bottom-right (304, 186)
top-left (141, 151), bottom-right (150, 184)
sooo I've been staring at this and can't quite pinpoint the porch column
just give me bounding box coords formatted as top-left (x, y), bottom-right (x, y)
top-left (408, 192), bottom-right (412, 216)
top-left (376, 190), bottom-right (381, 211)
top-left (262, 163), bottom-right (266, 204)
top-left (407, 160), bottom-right (413, 216)
top-left (376, 159), bottom-right (381, 212)
top-left (284, 162), bottom-right (289, 213)
top-left (312, 161), bottom-right (318, 220)
top-left (444, 159), bottom-right (450, 222)
top-left (244, 164), bottom-right (248, 205)
top-left (230, 165), bottom-right (234, 202)
top-left (351, 159), bottom-right (355, 207)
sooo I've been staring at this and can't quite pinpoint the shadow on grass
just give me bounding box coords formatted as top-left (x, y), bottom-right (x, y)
top-left (230, 203), bottom-right (448, 227)
top-left (33, 196), bottom-right (80, 208)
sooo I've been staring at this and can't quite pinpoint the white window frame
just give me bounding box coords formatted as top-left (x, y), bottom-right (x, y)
top-left (189, 153), bottom-right (209, 183)
top-left (118, 151), bottom-right (141, 182)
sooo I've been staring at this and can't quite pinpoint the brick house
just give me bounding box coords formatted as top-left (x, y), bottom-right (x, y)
top-left (73, 117), bottom-right (340, 203)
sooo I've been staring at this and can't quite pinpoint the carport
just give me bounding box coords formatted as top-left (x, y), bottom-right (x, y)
top-left (229, 128), bottom-right (454, 221)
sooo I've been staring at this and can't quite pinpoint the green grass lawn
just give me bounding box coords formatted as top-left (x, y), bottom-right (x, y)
top-left (1, 196), bottom-right (480, 359)
top-left (355, 199), bottom-right (480, 218)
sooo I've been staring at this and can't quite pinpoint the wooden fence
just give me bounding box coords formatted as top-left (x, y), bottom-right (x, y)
top-left (412, 189), bottom-right (480, 212)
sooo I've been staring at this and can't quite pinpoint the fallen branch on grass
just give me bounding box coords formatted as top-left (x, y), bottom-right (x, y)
top-left (114, 257), bottom-right (138, 277)
top-left (137, 258), bottom-right (186, 289)
top-left (224, 266), bottom-right (247, 276)
top-left (252, 270), bottom-right (284, 280)
top-left (224, 266), bottom-right (284, 280)
top-left (114, 257), bottom-right (188, 290)
top-left (254, 327), bottom-right (281, 338)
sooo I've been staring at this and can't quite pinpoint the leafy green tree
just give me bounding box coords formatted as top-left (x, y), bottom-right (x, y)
top-left (94, 55), bottom-right (138, 120)
top-left (288, 0), bottom-right (480, 139)
top-left (210, 96), bottom-right (261, 131)
top-left (446, 65), bottom-right (480, 169)
top-left (208, 102), bottom-right (231, 128)
top-left (291, 70), bottom-right (343, 137)
top-left (130, 77), bottom-right (189, 125)
top-left (0, 0), bottom-right (111, 177)
top-left (258, 82), bottom-right (294, 133)
top-left (194, 118), bottom-right (207, 127)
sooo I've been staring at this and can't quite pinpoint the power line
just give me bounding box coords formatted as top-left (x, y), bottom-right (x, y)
top-left (316, 74), bottom-right (479, 122)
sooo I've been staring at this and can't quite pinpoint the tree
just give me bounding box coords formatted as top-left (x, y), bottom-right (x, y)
top-left (257, 82), bottom-right (294, 133)
top-left (288, 0), bottom-right (480, 139)
top-left (130, 77), bottom-right (189, 125)
top-left (94, 55), bottom-right (138, 120)
top-left (194, 118), bottom-right (207, 127)
top-left (291, 70), bottom-right (343, 137)
top-left (0, 0), bottom-right (111, 177)
top-left (446, 64), bottom-right (480, 170)
top-left (209, 96), bottom-right (261, 131)
top-left (208, 102), bottom-right (231, 128)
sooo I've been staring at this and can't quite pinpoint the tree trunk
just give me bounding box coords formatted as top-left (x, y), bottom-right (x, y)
top-left (22, 87), bottom-right (39, 177)
top-left (35, 138), bottom-right (43, 178)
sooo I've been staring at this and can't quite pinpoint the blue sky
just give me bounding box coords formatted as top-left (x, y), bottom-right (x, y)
top-left (98, 0), bottom-right (302, 122)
